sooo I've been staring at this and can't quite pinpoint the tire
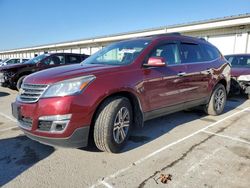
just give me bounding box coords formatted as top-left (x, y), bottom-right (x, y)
top-left (16, 75), bottom-right (27, 91)
top-left (204, 83), bottom-right (227, 116)
top-left (93, 97), bottom-right (132, 153)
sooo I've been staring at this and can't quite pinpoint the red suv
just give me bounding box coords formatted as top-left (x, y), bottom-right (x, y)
top-left (12, 34), bottom-right (231, 153)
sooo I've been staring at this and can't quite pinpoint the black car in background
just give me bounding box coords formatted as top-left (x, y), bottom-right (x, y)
top-left (0, 53), bottom-right (89, 90)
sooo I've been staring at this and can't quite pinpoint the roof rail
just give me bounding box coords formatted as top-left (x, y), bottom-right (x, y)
top-left (146, 32), bottom-right (181, 38)
top-left (165, 32), bottom-right (181, 36)
top-left (199, 37), bottom-right (207, 41)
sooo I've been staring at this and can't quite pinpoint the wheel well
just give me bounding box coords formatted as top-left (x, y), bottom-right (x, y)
top-left (91, 91), bottom-right (144, 128)
top-left (17, 72), bottom-right (31, 80)
top-left (87, 91), bottom-right (144, 146)
top-left (218, 79), bottom-right (227, 90)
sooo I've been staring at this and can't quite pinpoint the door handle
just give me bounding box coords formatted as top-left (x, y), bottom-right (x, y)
top-left (177, 72), bottom-right (186, 77)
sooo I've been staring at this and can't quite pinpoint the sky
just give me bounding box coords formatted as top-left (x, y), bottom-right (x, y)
top-left (0, 0), bottom-right (249, 51)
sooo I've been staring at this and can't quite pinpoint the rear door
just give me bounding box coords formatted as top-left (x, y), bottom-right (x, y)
top-left (178, 42), bottom-right (214, 102)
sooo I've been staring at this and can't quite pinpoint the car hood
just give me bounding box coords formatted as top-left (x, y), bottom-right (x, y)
top-left (25, 63), bottom-right (122, 84)
top-left (231, 67), bottom-right (250, 77)
top-left (0, 63), bottom-right (26, 71)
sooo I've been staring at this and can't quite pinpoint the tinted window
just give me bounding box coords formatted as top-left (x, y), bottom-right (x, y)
top-left (202, 44), bottom-right (220, 61)
top-left (179, 43), bottom-right (204, 63)
top-left (6, 59), bottom-right (20, 65)
top-left (226, 56), bottom-right (250, 67)
top-left (67, 55), bottom-right (82, 64)
top-left (43, 55), bottom-right (65, 65)
top-left (149, 43), bottom-right (180, 65)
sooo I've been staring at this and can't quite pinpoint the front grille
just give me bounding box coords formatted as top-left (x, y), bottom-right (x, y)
top-left (19, 117), bottom-right (33, 130)
top-left (18, 83), bottom-right (48, 103)
top-left (38, 121), bottom-right (52, 131)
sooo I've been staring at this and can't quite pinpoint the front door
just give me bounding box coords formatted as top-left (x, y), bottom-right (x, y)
top-left (143, 42), bottom-right (187, 113)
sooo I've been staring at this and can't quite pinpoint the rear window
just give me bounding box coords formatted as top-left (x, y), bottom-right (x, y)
top-left (179, 43), bottom-right (204, 63)
top-left (202, 44), bottom-right (221, 61)
top-left (226, 55), bottom-right (250, 67)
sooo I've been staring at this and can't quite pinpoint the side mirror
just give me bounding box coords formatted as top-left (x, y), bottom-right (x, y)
top-left (144, 57), bottom-right (166, 67)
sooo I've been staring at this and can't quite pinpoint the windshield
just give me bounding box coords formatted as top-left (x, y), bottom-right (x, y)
top-left (25, 54), bottom-right (50, 64)
top-left (82, 39), bottom-right (151, 65)
top-left (1, 58), bottom-right (9, 63)
top-left (225, 55), bottom-right (250, 68)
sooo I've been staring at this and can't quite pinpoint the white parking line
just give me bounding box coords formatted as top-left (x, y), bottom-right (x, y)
top-left (0, 112), bottom-right (17, 122)
top-left (101, 181), bottom-right (113, 188)
top-left (0, 126), bottom-right (17, 132)
top-left (202, 130), bottom-right (250, 145)
top-left (90, 107), bottom-right (250, 188)
top-left (186, 147), bottom-right (222, 173)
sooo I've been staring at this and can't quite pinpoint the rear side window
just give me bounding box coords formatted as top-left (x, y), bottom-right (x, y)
top-left (149, 43), bottom-right (181, 65)
top-left (67, 55), bottom-right (82, 64)
top-left (179, 43), bottom-right (204, 63)
top-left (7, 59), bottom-right (20, 65)
top-left (202, 44), bottom-right (221, 61)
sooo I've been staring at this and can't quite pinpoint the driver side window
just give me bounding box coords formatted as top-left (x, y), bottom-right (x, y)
top-left (43, 55), bottom-right (65, 65)
top-left (149, 43), bottom-right (181, 65)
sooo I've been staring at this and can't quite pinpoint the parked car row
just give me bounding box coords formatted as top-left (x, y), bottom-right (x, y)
top-left (10, 33), bottom-right (231, 153)
top-left (0, 53), bottom-right (89, 90)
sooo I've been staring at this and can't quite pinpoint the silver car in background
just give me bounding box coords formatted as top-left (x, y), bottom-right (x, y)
top-left (0, 58), bottom-right (29, 67)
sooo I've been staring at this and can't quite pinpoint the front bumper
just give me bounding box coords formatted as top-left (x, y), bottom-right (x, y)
top-left (23, 126), bottom-right (90, 148)
top-left (11, 95), bottom-right (93, 148)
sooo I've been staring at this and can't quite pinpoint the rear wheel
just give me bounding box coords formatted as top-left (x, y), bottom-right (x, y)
top-left (16, 75), bottom-right (27, 91)
top-left (204, 83), bottom-right (227, 116)
top-left (93, 97), bottom-right (132, 153)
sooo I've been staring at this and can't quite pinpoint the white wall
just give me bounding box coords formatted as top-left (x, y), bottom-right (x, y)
top-left (234, 33), bottom-right (248, 54)
top-left (1, 30), bottom-right (250, 59)
top-left (207, 32), bottom-right (249, 55)
top-left (91, 47), bottom-right (102, 54)
top-left (208, 35), bottom-right (236, 55)
top-left (81, 47), bottom-right (91, 55)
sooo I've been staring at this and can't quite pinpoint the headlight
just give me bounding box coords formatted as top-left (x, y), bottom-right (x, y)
top-left (42, 75), bottom-right (96, 98)
top-left (237, 75), bottom-right (250, 82)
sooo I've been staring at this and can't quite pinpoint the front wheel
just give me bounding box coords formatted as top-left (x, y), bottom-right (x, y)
top-left (204, 83), bottom-right (227, 116)
top-left (93, 97), bottom-right (132, 153)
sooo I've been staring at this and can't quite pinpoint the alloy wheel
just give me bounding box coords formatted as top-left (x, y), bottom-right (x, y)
top-left (113, 107), bottom-right (130, 144)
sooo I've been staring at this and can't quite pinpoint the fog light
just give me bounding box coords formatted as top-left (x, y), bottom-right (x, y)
top-left (38, 114), bottom-right (71, 133)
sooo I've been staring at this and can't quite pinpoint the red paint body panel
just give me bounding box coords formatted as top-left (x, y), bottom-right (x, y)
top-left (231, 67), bottom-right (250, 77)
